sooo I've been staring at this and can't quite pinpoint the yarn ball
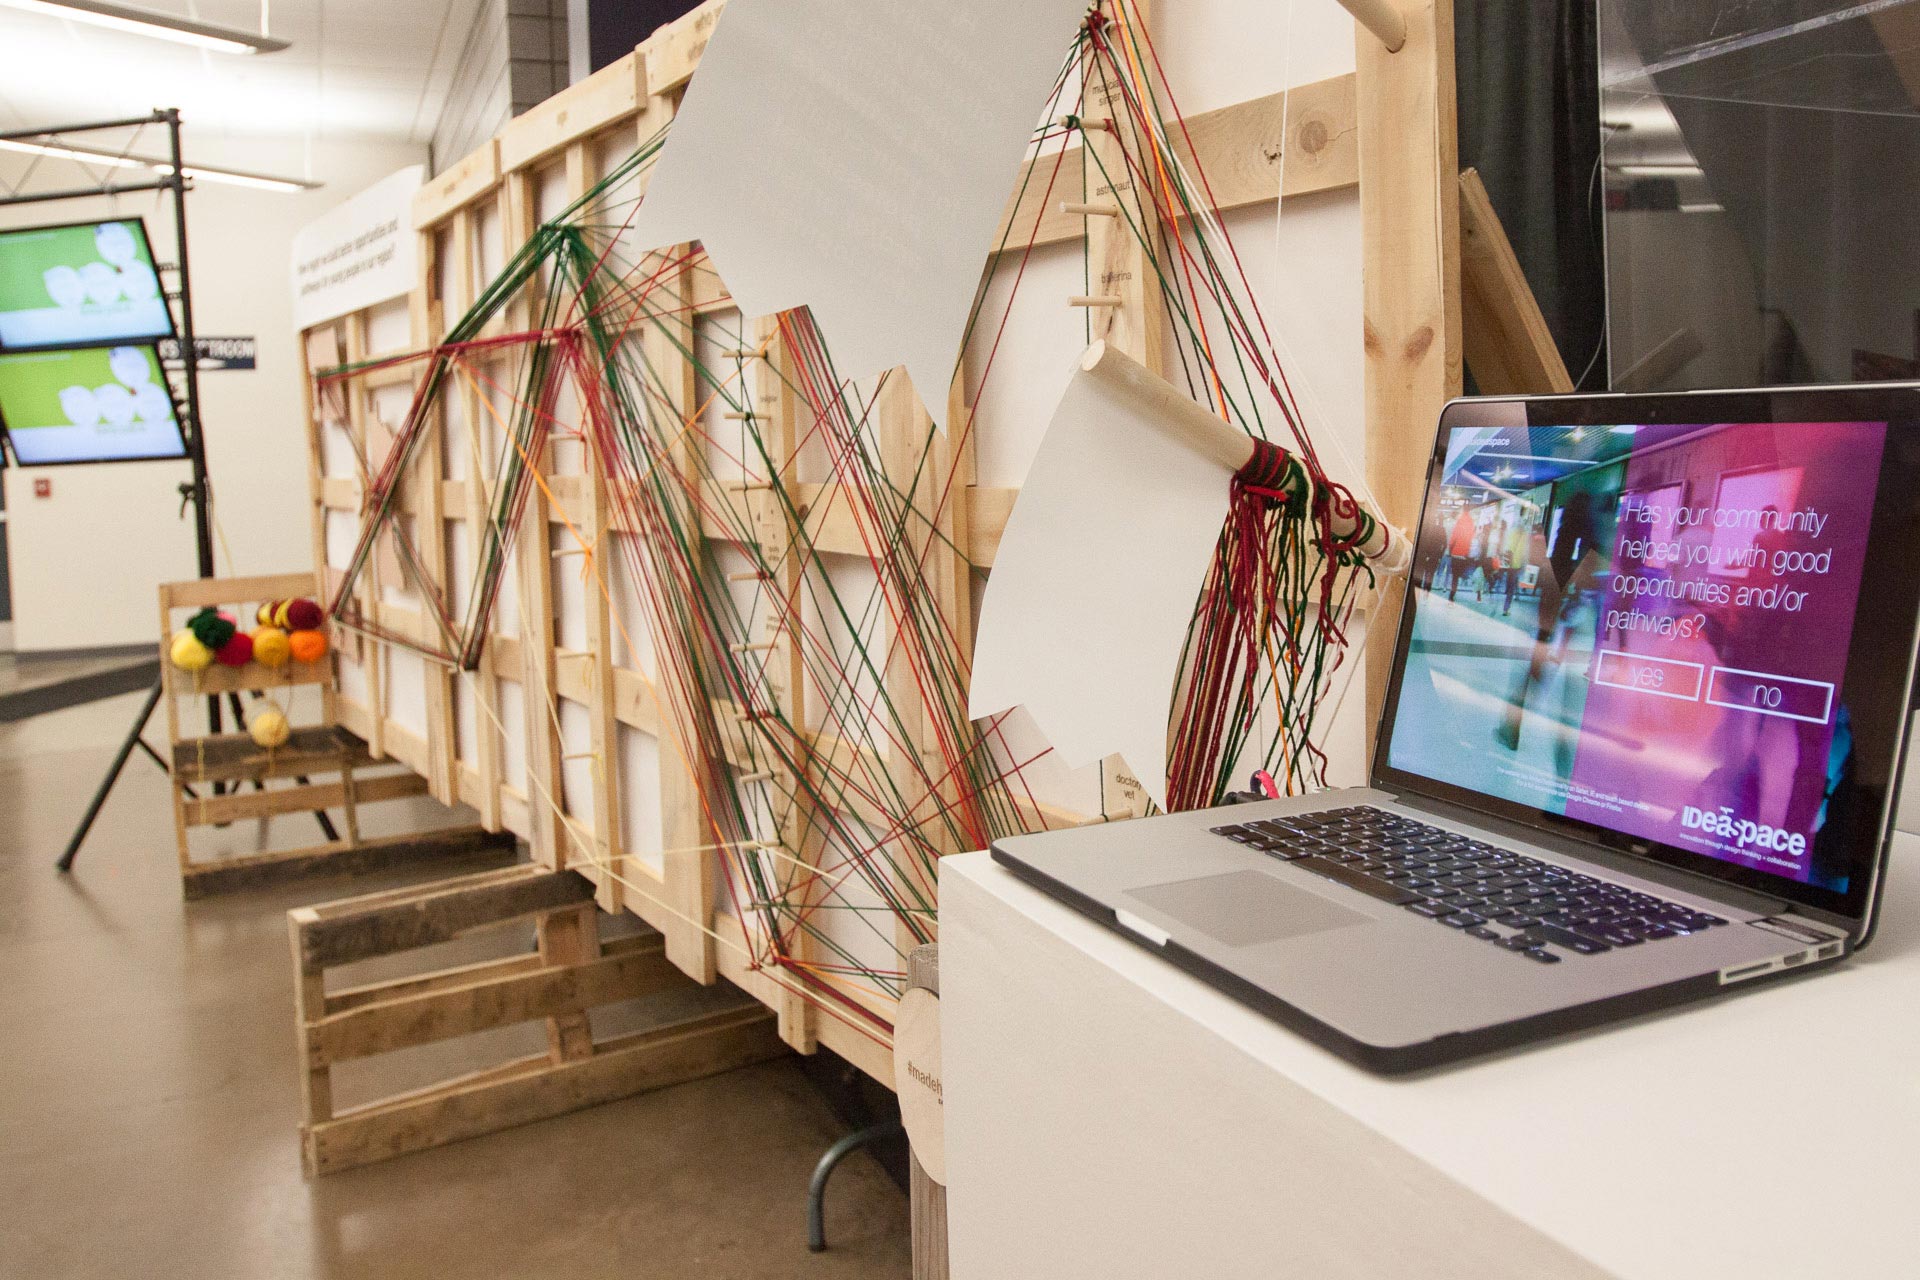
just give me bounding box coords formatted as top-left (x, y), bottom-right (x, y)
top-left (285, 598), bottom-right (325, 632)
top-left (248, 706), bottom-right (292, 750)
top-left (186, 606), bottom-right (236, 653)
top-left (271, 600), bottom-right (294, 629)
top-left (214, 632), bottom-right (254, 667)
top-left (256, 601), bottom-right (277, 626)
top-left (252, 627), bottom-right (292, 669)
top-left (289, 629), bottom-right (329, 665)
top-left (169, 629), bottom-right (214, 672)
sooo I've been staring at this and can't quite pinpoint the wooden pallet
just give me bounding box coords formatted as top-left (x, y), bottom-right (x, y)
top-left (159, 572), bottom-right (514, 898)
top-left (290, 863), bottom-right (787, 1175)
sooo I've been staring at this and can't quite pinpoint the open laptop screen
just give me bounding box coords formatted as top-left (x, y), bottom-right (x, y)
top-left (1378, 393), bottom-right (1920, 925)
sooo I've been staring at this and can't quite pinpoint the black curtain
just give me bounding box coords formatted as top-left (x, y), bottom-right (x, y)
top-left (572, 0), bottom-right (705, 77)
top-left (1456, 1), bottom-right (1609, 391)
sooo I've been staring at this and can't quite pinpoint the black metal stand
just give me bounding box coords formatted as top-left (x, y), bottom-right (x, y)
top-left (5, 109), bottom-right (232, 874)
top-left (53, 680), bottom-right (165, 872)
top-left (51, 682), bottom-right (336, 872)
top-left (806, 1120), bottom-right (905, 1253)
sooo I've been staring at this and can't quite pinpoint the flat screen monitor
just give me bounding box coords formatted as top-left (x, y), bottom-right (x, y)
top-left (0, 345), bottom-right (188, 466)
top-left (0, 218), bottom-right (176, 351)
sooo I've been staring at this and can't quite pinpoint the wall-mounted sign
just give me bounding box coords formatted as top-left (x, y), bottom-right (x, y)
top-left (159, 336), bottom-right (256, 372)
top-left (290, 165), bottom-right (425, 331)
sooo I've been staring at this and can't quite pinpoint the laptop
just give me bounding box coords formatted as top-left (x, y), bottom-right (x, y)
top-left (992, 383), bottom-right (1920, 1073)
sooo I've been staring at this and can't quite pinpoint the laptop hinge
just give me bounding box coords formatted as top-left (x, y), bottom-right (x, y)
top-left (1747, 915), bottom-right (1847, 946)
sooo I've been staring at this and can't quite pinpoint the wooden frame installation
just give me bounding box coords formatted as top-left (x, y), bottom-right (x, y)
top-left (299, 0), bottom-right (1560, 1102)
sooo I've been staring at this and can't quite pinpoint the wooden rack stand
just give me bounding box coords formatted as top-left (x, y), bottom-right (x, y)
top-left (290, 864), bottom-right (785, 1175)
top-left (159, 571), bottom-right (513, 898)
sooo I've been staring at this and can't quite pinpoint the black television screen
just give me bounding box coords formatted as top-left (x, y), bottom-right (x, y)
top-left (0, 345), bottom-right (188, 466)
top-left (0, 218), bottom-right (177, 351)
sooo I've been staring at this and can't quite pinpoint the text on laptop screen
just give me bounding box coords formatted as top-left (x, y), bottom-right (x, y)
top-left (1386, 421), bottom-right (1887, 893)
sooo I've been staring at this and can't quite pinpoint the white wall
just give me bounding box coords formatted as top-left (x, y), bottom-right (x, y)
top-left (0, 134), bottom-right (426, 653)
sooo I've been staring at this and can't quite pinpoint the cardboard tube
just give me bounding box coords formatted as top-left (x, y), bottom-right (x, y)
top-left (1078, 341), bottom-right (1410, 573)
top-left (1338, 0), bottom-right (1408, 53)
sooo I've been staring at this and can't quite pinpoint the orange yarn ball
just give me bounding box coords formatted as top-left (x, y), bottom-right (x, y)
top-left (289, 629), bottom-right (330, 665)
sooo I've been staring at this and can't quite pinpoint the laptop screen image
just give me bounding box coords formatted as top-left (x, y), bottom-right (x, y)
top-left (1379, 409), bottom-right (1920, 920)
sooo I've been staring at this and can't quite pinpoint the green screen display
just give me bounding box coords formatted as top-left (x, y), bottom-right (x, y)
top-left (0, 220), bottom-right (176, 350)
top-left (0, 345), bottom-right (187, 465)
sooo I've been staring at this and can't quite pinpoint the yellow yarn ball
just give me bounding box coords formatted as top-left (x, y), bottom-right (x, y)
top-left (169, 629), bottom-right (215, 672)
top-left (252, 627), bottom-right (292, 669)
top-left (256, 602), bottom-right (275, 626)
top-left (271, 600), bottom-right (293, 629)
top-left (249, 707), bottom-right (292, 749)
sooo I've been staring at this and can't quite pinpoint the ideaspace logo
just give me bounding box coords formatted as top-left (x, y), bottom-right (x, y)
top-left (1679, 806), bottom-right (1806, 857)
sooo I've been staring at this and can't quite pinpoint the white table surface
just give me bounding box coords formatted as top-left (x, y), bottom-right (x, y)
top-left (942, 837), bottom-right (1920, 1279)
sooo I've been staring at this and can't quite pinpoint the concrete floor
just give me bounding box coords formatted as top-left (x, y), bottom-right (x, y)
top-left (0, 691), bottom-right (912, 1279)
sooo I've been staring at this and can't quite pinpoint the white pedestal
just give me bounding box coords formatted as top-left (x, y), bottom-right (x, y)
top-left (942, 839), bottom-right (1920, 1279)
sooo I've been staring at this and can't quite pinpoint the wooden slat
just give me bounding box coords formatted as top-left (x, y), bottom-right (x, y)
top-left (184, 771), bottom-right (426, 827)
top-left (163, 655), bottom-right (337, 700)
top-left (413, 140), bottom-right (502, 231)
top-left (172, 726), bottom-right (360, 784)
top-left (298, 866), bottom-right (596, 970)
top-left (501, 53), bottom-right (648, 172)
top-left (302, 1004), bottom-right (784, 1175)
top-left (306, 935), bottom-right (675, 1066)
top-left (994, 73), bottom-right (1358, 255)
top-left (184, 826), bottom-right (514, 900)
top-left (160, 572), bottom-right (319, 611)
top-left (645, 0), bottom-right (726, 95)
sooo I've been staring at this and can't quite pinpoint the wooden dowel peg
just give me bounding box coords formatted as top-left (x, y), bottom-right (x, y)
top-left (1059, 115), bottom-right (1112, 133)
top-left (1337, 0), bottom-right (1407, 53)
top-left (551, 546), bottom-right (590, 559)
top-left (1069, 295), bottom-right (1124, 308)
top-left (723, 410), bottom-right (754, 421)
top-left (729, 641), bottom-right (779, 654)
top-left (724, 478), bottom-right (773, 491)
top-left (728, 570), bottom-right (769, 582)
top-left (562, 751), bottom-right (600, 762)
top-left (1061, 201), bottom-right (1120, 218)
top-left (736, 770), bottom-right (778, 784)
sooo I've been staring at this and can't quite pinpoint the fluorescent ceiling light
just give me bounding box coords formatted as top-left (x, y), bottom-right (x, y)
top-left (0, 136), bottom-right (318, 192)
top-left (0, 136), bottom-right (145, 169)
top-left (0, 0), bottom-right (289, 55)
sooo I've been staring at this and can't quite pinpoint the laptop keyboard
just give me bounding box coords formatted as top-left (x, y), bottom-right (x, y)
top-left (1210, 805), bottom-right (1727, 964)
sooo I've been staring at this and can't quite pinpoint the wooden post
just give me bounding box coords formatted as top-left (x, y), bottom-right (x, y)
top-left (1358, 0), bottom-right (1462, 733)
top-left (1086, 0), bottom-right (1169, 819)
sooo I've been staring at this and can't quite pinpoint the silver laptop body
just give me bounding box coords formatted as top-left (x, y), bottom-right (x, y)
top-left (994, 385), bottom-right (1920, 1072)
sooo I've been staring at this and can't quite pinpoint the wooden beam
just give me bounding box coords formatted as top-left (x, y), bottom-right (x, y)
top-left (298, 867), bottom-right (598, 970)
top-left (1359, 0), bottom-right (1462, 730)
top-left (995, 74), bottom-right (1359, 255)
top-left (1459, 167), bottom-right (1573, 395)
top-left (413, 140), bottom-right (502, 231)
top-left (184, 827), bottom-right (513, 900)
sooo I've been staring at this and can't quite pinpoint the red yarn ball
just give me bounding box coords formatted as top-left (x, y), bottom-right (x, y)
top-left (214, 632), bottom-right (254, 667)
top-left (285, 598), bottom-right (325, 632)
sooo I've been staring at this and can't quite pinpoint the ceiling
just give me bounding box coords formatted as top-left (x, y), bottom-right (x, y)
top-left (0, 0), bottom-right (483, 146)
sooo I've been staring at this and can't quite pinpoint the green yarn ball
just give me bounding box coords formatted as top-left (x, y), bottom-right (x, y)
top-left (187, 607), bottom-right (236, 652)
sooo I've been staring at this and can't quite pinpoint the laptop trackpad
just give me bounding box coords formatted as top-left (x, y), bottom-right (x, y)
top-left (1127, 870), bottom-right (1373, 948)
